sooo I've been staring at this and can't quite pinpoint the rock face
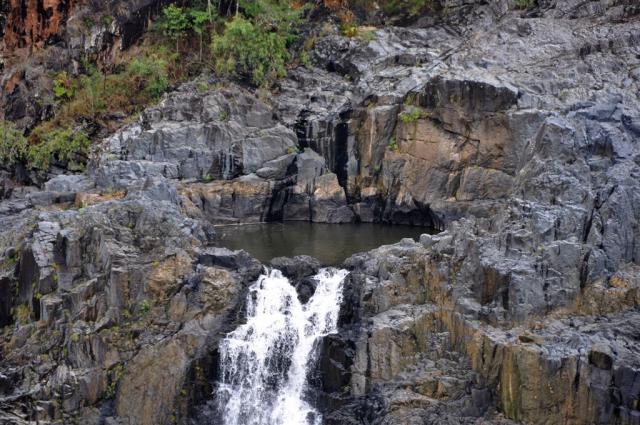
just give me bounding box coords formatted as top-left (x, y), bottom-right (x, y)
top-left (1, 0), bottom-right (640, 424)
top-left (0, 0), bottom-right (168, 129)
top-left (0, 175), bottom-right (263, 424)
top-left (91, 82), bottom-right (355, 224)
top-left (321, 236), bottom-right (640, 424)
top-left (295, 1), bottom-right (640, 424)
top-left (1, 0), bottom-right (73, 50)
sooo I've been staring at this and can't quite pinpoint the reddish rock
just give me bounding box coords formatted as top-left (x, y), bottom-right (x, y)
top-left (2, 0), bottom-right (74, 50)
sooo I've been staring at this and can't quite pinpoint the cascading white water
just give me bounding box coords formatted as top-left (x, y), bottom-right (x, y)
top-left (217, 268), bottom-right (348, 425)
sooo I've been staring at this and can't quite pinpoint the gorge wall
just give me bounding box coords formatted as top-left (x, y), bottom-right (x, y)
top-left (1, 0), bottom-right (640, 424)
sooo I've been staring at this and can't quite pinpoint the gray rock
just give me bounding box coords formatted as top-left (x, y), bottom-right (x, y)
top-left (269, 255), bottom-right (321, 280)
top-left (44, 175), bottom-right (93, 192)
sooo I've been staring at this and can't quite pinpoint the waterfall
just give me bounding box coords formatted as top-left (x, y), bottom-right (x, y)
top-left (217, 268), bottom-right (348, 425)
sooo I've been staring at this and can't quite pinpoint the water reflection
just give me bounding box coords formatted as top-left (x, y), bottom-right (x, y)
top-left (216, 222), bottom-right (434, 265)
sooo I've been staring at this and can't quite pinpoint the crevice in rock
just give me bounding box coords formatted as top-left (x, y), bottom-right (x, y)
top-left (580, 250), bottom-right (591, 289)
top-left (0, 277), bottom-right (14, 327)
top-left (18, 248), bottom-right (37, 304)
top-left (334, 121), bottom-right (350, 190)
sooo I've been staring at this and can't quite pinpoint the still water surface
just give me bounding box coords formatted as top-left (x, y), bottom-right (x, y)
top-left (217, 222), bottom-right (433, 265)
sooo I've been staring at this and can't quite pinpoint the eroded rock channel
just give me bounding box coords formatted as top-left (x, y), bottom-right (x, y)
top-left (2, 1), bottom-right (640, 424)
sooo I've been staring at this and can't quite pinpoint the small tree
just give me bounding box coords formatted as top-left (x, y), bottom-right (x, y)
top-left (190, 9), bottom-right (210, 60)
top-left (159, 5), bottom-right (189, 53)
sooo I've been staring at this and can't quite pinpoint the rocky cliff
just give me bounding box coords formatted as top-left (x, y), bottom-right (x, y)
top-left (1, 0), bottom-right (640, 424)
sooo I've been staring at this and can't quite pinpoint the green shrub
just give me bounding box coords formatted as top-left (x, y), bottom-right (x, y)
top-left (515, 0), bottom-right (534, 9)
top-left (101, 15), bottom-right (114, 26)
top-left (139, 299), bottom-right (152, 315)
top-left (0, 121), bottom-right (28, 167)
top-left (211, 0), bottom-right (304, 87)
top-left (212, 16), bottom-right (289, 87)
top-left (105, 364), bottom-right (124, 399)
top-left (300, 50), bottom-right (311, 67)
top-left (341, 23), bottom-right (358, 37)
top-left (342, 25), bottom-right (376, 42)
top-left (40, 48), bottom-right (173, 137)
top-left (399, 106), bottom-right (424, 124)
top-left (190, 8), bottom-right (211, 59)
top-left (53, 72), bottom-right (75, 101)
top-left (28, 127), bottom-right (91, 171)
top-left (127, 56), bottom-right (170, 98)
top-left (240, 0), bottom-right (305, 42)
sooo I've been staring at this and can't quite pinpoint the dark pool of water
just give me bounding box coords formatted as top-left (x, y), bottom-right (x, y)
top-left (216, 222), bottom-right (435, 265)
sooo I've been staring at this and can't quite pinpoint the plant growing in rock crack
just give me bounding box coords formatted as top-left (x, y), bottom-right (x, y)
top-left (105, 364), bottom-right (125, 399)
top-left (101, 15), bottom-right (114, 26)
top-left (343, 25), bottom-right (376, 42)
top-left (300, 49), bottom-right (312, 67)
top-left (196, 81), bottom-right (211, 93)
top-left (399, 106), bottom-right (424, 124)
top-left (13, 304), bottom-right (30, 323)
top-left (388, 137), bottom-right (398, 152)
top-left (139, 299), bottom-right (153, 315)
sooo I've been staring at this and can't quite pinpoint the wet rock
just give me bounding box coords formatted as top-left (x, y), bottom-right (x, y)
top-left (294, 277), bottom-right (318, 305)
top-left (198, 247), bottom-right (260, 273)
top-left (269, 255), bottom-right (323, 303)
top-left (269, 255), bottom-right (321, 280)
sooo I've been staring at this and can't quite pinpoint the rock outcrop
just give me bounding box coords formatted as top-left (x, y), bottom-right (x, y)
top-left (321, 234), bottom-right (640, 424)
top-left (293, 1), bottom-right (640, 424)
top-left (0, 172), bottom-right (263, 424)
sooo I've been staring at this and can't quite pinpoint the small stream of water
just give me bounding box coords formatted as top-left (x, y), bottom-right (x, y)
top-left (217, 268), bottom-right (348, 425)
